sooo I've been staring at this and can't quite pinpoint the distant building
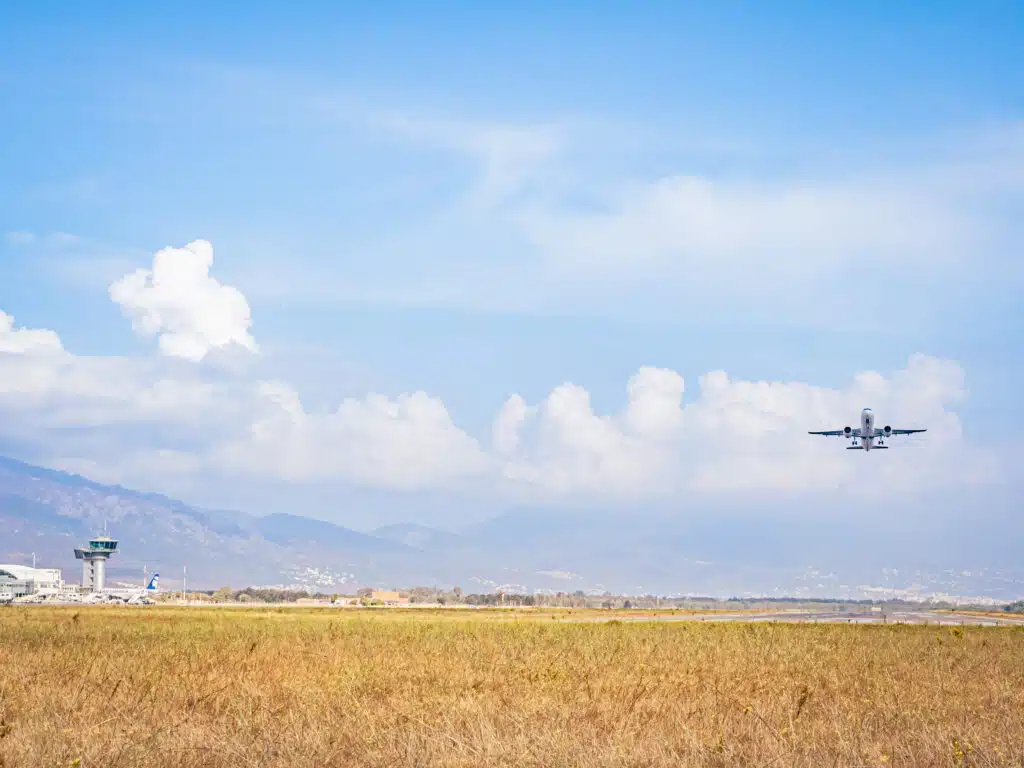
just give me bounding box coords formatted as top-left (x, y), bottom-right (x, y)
top-left (295, 597), bottom-right (331, 606)
top-left (371, 590), bottom-right (409, 606)
top-left (0, 565), bottom-right (64, 598)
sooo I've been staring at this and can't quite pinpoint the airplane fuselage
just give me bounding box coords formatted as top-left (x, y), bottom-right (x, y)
top-left (861, 408), bottom-right (875, 451)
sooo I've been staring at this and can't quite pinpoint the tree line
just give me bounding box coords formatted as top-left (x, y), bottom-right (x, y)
top-left (162, 585), bottom-right (1023, 612)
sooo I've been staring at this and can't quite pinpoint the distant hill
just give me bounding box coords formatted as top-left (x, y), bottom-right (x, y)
top-left (2, 455), bottom-right (1021, 602)
top-left (0, 456), bottom-right (415, 590)
top-left (371, 523), bottom-right (461, 550)
top-left (255, 513), bottom-right (411, 554)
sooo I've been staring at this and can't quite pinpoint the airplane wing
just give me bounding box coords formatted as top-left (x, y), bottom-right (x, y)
top-left (808, 429), bottom-right (859, 437)
top-left (875, 428), bottom-right (926, 436)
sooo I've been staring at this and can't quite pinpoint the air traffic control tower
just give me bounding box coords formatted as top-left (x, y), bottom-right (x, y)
top-left (74, 535), bottom-right (118, 592)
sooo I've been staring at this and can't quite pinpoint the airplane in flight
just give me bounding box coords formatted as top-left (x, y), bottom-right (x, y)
top-left (809, 408), bottom-right (926, 451)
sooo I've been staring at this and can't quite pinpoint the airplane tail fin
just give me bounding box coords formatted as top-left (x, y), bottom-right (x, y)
top-left (846, 446), bottom-right (864, 450)
top-left (146, 574), bottom-right (160, 591)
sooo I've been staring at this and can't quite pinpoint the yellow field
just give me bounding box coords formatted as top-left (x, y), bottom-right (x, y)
top-left (2, 607), bottom-right (1023, 767)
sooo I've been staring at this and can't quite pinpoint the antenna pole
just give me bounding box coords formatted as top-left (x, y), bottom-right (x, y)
top-left (31, 552), bottom-right (36, 569)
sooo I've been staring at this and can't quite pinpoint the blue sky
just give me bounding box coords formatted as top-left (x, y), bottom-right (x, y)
top-left (0, 3), bottom-right (1022, 532)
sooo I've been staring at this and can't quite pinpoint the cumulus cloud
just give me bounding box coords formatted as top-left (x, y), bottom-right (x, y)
top-left (0, 311), bottom-right (64, 355)
top-left (496, 376), bottom-right (684, 496)
top-left (492, 394), bottom-right (533, 457)
top-left (0, 309), bottom-right (254, 470)
top-left (0, 302), bottom-right (1000, 501)
top-left (493, 355), bottom-right (997, 499)
top-left (212, 382), bottom-right (491, 489)
top-left (109, 239), bottom-right (258, 362)
top-left (0, 298), bottom-right (486, 493)
top-left (625, 366), bottom-right (685, 439)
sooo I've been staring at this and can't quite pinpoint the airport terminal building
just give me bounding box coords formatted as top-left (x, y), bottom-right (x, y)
top-left (0, 564), bottom-right (65, 599)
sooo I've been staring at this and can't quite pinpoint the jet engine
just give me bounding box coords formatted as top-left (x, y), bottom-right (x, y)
top-left (843, 426), bottom-right (852, 436)
top-left (883, 425), bottom-right (892, 436)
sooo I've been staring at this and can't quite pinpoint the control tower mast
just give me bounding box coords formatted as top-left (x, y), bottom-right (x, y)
top-left (73, 535), bottom-right (118, 592)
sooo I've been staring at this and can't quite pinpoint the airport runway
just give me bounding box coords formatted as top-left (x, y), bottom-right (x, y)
top-left (567, 611), bottom-right (1024, 627)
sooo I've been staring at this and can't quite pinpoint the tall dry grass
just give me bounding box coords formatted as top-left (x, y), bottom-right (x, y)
top-left (1, 607), bottom-right (1022, 767)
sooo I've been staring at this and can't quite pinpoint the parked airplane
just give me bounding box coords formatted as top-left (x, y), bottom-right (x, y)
top-left (99, 573), bottom-right (160, 603)
top-left (809, 408), bottom-right (926, 451)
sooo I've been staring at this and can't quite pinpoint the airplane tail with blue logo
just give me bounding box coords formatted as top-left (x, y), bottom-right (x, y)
top-left (146, 574), bottom-right (160, 591)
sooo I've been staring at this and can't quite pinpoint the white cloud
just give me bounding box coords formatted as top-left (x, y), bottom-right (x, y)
top-left (5, 232), bottom-right (37, 246)
top-left (496, 378), bottom-right (682, 496)
top-left (0, 305), bottom-right (486, 493)
top-left (225, 119), bottom-right (1024, 334)
top-left (37, 66), bottom-right (1021, 327)
top-left (0, 312), bottom-right (255, 456)
top-left (492, 394), bottom-right (533, 457)
top-left (48, 232), bottom-right (81, 246)
top-left (519, 171), bottom-right (990, 288)
top-left (109, 239), bottom-right (258, 362)
top-left (0, 304), bottom-right (1001, 502)
top-left (5, 231), bottom-right (80, 248)
top-left (212, 381), bottom-right (491, 489)
top-left (51, 451), bottom-right (205, 488)
top-left (493, 355), bottom-right (998, 499)
top-left (339, 102), bottom-right (1017, 278)
top-left (313, 99), bottom-right (563, 211)
top-left (625, 366), bottom-right (686, 439)
top-left (0, 311), bottom-right (64, 355)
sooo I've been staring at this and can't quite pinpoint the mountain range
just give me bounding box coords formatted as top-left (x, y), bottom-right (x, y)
top-left (1, 454), bottom-right (1021, 603)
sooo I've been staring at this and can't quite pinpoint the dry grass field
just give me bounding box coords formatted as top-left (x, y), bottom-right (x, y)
top-left (1, 607), bottom-right (1023, 767)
